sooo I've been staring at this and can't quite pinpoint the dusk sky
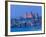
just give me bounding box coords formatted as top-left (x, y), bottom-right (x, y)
top-left (10, 5), bottom-right (42, 18)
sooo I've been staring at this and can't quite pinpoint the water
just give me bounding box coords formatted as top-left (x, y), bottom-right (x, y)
top-left (11, 24), bottom-right (41, 32)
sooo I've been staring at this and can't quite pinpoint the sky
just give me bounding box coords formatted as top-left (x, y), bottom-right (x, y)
top-left (10, 5), bottom-right (42, 18)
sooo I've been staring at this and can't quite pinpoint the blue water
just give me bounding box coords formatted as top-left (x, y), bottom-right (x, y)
top-left (11, 24), bottom-right (41, 32)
